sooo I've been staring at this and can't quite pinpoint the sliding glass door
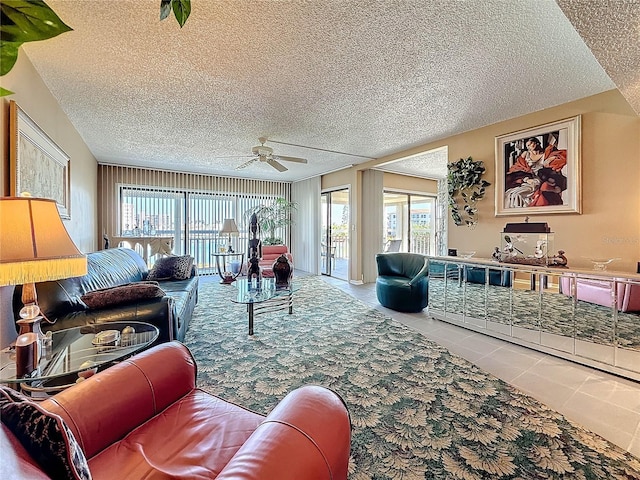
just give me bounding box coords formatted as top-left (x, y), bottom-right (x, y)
top-left (321, 189), bottom-right (349, 280)
top-left (383, 191), bottom-right (436, 254)
top-left (117, 185), bottom-right (284, 273)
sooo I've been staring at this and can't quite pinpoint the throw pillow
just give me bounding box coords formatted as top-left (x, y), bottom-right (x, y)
top-left (0, 384), bottom-right (27, 405)
top-left (0, 386), bottom-right (92, 480)
top-left (147, 255), bottom-right (194, 281)
top-left (81, 282), bottom-right (165, 310)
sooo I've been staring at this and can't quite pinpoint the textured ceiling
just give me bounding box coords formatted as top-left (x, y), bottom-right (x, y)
top-left (22, 0), bottom-right (636, 182)
top-left (556, 0), bottom-right (640, 116)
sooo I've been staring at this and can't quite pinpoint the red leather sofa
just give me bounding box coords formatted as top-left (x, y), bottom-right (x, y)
top-left (260, 245), bottom-right (294, 277)
top-left (1, 342), bottom-right (351, 479)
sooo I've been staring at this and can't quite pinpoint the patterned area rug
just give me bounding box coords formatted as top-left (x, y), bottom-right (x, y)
top-left (184, 276), bottom-right (640, 479)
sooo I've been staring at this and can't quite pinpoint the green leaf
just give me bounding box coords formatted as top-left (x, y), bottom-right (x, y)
top-left (160, 0), bottom-right (171, 21)
top-left (0, 86), bottom-right (14, 97)
top-left (0, 0), bottom-right (72, 43)
top-left (0, 40), bottom-right (21, 75)
top-left (172, 0), bottom-right (191, 27)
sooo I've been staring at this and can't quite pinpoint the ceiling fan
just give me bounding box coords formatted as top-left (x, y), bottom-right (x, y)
top-left (236, 137), bottom-right (308, 172)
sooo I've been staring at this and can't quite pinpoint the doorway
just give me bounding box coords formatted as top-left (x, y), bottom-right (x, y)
top-left (321, 189), bottom-right (349, 280)
top-left (383, 191), bottom-right (436, 255)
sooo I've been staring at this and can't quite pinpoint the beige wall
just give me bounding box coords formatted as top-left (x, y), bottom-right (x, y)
top-left (1, 52), bottom-right (98, 253)
top-left (442, 90), bottom-right (638, 273)
top-left (349, 90), bottom-right (639, 277)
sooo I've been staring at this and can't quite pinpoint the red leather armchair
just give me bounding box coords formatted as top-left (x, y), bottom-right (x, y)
top-left (1, 342), bottom-right (351, 479)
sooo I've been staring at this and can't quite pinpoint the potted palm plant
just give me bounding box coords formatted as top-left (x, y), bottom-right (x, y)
top-left (244, 197), bottom-right (298, 245)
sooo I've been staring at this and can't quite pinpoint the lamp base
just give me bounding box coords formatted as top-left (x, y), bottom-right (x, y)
top-left (16, 316), bottom-right (44, 338)
top-left (15, 332), bottom-right (39, 378)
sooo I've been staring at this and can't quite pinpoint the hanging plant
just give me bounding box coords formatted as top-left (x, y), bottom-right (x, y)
top-left (447, 156), bottom-right (491, 227)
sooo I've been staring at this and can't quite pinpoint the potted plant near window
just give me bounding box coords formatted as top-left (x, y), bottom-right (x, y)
top-left (447, 156), bottom-right (491, 227)
top-left (244, 197), bottom-right (298, 245)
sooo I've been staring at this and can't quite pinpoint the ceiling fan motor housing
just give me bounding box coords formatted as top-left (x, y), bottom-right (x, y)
top-left (252, 145), bottom-right (273, 157)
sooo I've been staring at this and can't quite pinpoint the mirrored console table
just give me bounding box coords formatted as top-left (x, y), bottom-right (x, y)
top-left (426, 255), bottom-right (640, 381)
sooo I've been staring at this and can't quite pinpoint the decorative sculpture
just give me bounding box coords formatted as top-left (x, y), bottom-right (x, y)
top-left (247, 213), bottom-right (262, 285)
top-left (272, 254), bottom-right (293, 287)
top-left (550, 250), bottom-right (568, 267)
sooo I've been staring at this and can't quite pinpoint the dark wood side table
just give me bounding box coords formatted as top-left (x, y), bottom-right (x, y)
top-left (212, 252), bottom-right (245, 284)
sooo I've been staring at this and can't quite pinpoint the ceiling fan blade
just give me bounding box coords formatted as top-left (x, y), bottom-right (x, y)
top-left (275, 155), bottom-right (307, 164)
top-left (267, 158), bottom-right (288, 172)
top-left (235, 158), bottom-right (257, 170)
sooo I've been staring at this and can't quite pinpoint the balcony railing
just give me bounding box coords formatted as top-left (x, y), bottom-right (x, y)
top-left (112, 231), bottom-right (430, 275)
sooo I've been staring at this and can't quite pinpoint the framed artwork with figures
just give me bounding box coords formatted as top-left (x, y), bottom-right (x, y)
top-left (494, 115), bottom-right (581, 216)
top-left (9, 100), bottom-right (70, 219)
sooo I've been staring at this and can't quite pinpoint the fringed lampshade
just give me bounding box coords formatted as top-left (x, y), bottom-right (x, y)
top-left (0, 196), bottom-right (87, 332)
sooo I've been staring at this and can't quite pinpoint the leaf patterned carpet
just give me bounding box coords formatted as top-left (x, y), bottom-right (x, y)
top-left (184, 276), bottom-right (640, 479)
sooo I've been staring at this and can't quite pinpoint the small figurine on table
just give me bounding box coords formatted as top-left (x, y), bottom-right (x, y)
top-left (492, 246), bottom-right (501, 261)
top-left (533, 240), bottom-right (546, 259)
top-left (550, 250), bottom-right (568, 267)
top-left (503, 235), bottom-right (524, 257)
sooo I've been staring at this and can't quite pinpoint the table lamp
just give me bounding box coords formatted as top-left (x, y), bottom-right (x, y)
top-left (220, 218), bottom-right (239, 253)
top-left (0, 196), bottom-right (88, 339)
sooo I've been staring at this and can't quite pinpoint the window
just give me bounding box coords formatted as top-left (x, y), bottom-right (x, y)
top-left (383, 191), bottom-right (436, 254)
top-left (116, 184), bottom-right (285, 273)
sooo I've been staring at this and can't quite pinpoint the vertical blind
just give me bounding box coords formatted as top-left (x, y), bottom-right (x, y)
top-left (98, 165), bottom-right (290, 273)
top-left (361, 169), bottom-right (384, 283)
top-left (291, 177), bottom-right (321, 274)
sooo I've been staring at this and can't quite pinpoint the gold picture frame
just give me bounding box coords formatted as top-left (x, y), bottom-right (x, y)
top-left (495, 115), bottom-right (581, 216)
top-left (9, 100), bottom-right (70, 219)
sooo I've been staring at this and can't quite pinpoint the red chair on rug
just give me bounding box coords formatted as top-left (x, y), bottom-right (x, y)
top-left (260, 245), bottom-right (294, 277)
top-left (1, 342), bottom-right (351, 480)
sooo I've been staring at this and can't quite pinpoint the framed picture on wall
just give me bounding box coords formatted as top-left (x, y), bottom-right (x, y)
top-left (9, 100), bottom-right (71, 219)
top-left (495, 115), bottom-right (581, 216)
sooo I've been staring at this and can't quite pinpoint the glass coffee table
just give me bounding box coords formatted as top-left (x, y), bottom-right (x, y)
top-left (231, 278), bottom-right (299, 335)
top-left (0, 321), bottom-right (159, 398)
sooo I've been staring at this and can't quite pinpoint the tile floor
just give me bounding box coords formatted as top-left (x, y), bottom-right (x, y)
top-left (320, 275), bottom-right (640, 459)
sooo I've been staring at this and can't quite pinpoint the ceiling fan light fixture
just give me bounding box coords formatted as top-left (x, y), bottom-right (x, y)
top-left (252, 145), bottom-right (273, 156)
top-left (237, 137), bottom-right (308, 172)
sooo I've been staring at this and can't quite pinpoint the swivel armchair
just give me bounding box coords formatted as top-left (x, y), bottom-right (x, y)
top-left (376, 253), bottom-right (429, 312)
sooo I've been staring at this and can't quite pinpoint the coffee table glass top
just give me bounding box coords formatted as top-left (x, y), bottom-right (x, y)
top-left (232, 278), bottom-right (298, 304)
top-left (0, 321), bottom-right (159, 383)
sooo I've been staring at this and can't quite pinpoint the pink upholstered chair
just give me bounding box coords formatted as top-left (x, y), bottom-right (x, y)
top-left (559, 276), bottom-right (640, 312)
top-left (259, 245), bottom-right (294, 277)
